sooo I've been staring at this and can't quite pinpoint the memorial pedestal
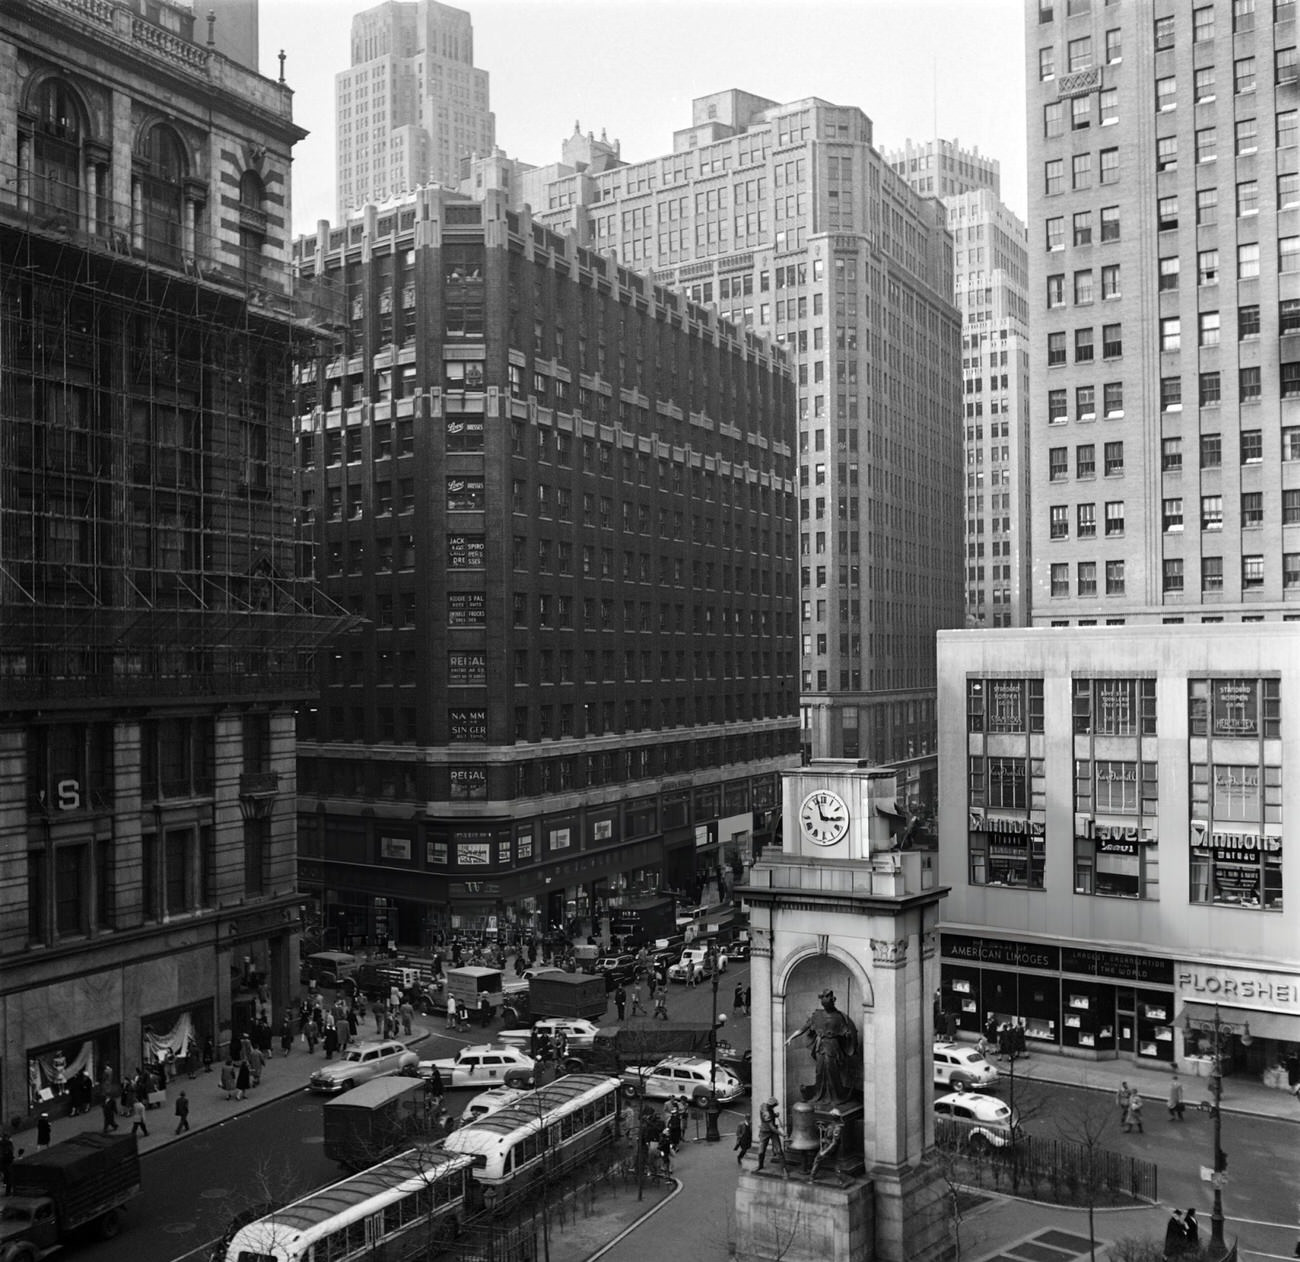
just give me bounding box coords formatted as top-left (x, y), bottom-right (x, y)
top-left (734, 1169), bottom-right (873, 1262)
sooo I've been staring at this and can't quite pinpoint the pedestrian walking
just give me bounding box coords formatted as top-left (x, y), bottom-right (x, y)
top-left (202, 1038), bottom-right (214, 1073)
top-left (446, 995), bottom-right (457, 1030)
top-left (36, 1113), bottom-right (51, 1150)
top-left (734, 983), bottom-right (744, 1014)
top-left (246, 1044), bottom-right (264, 1087)
top-left (656, 1127), bottom-right (673, 1177)
top-left (1116, 1080), bottom-right (1130, 1126)
top-left (280, 1015), bottom-right (294, 1057)
top-left (400, 1001), bottom-right (414, 1035)
top-left (685, 960), bottom-right (696, 989)
top-left (653, 991), bottom-right (669, 1020)
top-left (631, 981), bottom-right (646, 1016)
top-left (1123, 1088), bottom-right (1143, 1133)
top-left (220, 1059), bottom-right (237, 1100)
top-left (174, 1091), bottom-right (190, 1134)
top-left (101, 1093), bottom-right (119, 1134)
top-left (615, 986), bottom-right (627, 1021)
top-left (1167, 1074), bottom-right (1185, 1121)
top-left (755, 1098), bottom-right (786, 1174)
top-left (478, 994), bottom-right (491, 1028)
top-left (130, 1097), bottom-right (149, 1137)
top-left (667, 1100), bottom-right (685, 1150)
top-left (322, 1020), bottom-right (338, 1061)
top-left (734, 1117), bottom-right (752, 1166)
top-left (235, 1058), bottom-right (251, 1101)
top-left (743, 986), bottom-right (751, 1016)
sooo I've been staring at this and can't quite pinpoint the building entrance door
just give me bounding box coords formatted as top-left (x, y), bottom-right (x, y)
top-left (1116, 986), bottom-right (1137, 1055)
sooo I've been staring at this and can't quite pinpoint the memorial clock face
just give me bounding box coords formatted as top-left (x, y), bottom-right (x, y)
top-left (798, 789), bottom-right (850, 846)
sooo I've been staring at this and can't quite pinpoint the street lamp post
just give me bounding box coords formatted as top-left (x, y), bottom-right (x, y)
top-left (1209, 1004), bottom-right (1228, 1250)
top-left (706, 956), bottom-right (722, 1141)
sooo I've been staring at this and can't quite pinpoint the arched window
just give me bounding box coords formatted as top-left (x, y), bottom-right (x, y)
top-left (32, 79), bottom-right (84, 223)
top-left (140, 125), bottom-right (186, 265)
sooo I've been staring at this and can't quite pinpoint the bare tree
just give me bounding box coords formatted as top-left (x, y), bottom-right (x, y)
top-left (1052, 1084), bottom-right (1117, 1260)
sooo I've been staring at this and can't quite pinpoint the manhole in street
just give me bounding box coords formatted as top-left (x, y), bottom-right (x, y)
top-left (200, 1188), bottom-right (231, 1199)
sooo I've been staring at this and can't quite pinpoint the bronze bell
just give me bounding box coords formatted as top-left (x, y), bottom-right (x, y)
top-left (787, 1100), bottom-right (819, 1152)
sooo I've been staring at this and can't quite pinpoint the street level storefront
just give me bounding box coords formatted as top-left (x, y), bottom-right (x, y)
top-left (1176, 962), bottom-right (1300, 1090)
top-left (940, 932), bottom-right (1177, 1062)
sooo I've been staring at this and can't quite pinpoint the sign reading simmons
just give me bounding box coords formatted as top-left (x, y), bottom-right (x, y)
top-left (969, 807), bottom-right (1044, 837)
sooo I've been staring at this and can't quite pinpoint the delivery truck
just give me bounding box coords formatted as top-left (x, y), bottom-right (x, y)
top-left (608, 896), bottom-right (675, 949)
top-left (570, 1022), bottom-right (716, 1075)
top-left (444, 967), bottom-right (528, 1020)
top-left (1, 1132), bottom-right (141, 1258)
top-left (322, 1077), bottom-right (428, 1170)
top-left (527, 972), bottom-right (608, 1021)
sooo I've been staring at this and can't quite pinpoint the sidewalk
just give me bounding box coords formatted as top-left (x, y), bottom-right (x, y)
top-left (24, 1018), bottom-right (437, 1158)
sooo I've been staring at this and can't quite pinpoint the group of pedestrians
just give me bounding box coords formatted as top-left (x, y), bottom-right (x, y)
top-left (1117, 1079), bottom-right (1145, 1132)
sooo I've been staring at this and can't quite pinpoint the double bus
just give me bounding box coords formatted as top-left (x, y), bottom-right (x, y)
top-left (440, 1073), bottom-right (621, 1207)
top-left (222, 1148), bottom-right (472, 1262)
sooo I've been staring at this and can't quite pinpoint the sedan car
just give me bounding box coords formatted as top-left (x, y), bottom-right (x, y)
top-left (497, 1018), bottom-right (601, 1052)
top-left (307, 1040), bottom-right (410, 1094)
top-left (420, 1043), bottom-right (537, 1090)
top-left (666, 947), bottom-right (728, 982)
top-left (595, 954), bottom-right (640, 984)
top-left (619, 1055), bottom-right (745, 1106)
top-left (933, 1091), bottom-right (1022, 1150)
top-left (933, 1042), bottom-right (1000, 1091)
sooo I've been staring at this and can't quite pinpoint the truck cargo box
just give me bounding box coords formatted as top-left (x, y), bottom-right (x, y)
top-left (9, 1132), bottom-right (141, 1233)
top-left (527, 973), bottom-right (608, 1020)
top-left (323, 1077), bottom-right (427, 1169)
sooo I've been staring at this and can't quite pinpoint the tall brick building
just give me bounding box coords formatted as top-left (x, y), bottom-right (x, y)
top-left (292, 188), bottom-right (798, 946)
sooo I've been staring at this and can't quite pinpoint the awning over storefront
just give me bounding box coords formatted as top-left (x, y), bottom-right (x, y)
top-left (1179, 1000), bottom-right (1295, 1042)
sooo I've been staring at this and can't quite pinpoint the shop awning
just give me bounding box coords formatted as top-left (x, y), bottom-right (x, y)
top-left (1179, 1000), bottom-right (1295, 1042)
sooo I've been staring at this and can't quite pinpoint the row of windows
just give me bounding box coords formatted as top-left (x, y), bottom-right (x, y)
top-left (1049, 559), bottom-right (1127, 596)
top-left (1160, 554), bottom-right (1300, 592)
top-left (1048, 440), bottom-right (1123, 480)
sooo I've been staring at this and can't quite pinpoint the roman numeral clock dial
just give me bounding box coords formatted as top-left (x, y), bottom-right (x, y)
top-left (798, 789), bottom-right (850, 846)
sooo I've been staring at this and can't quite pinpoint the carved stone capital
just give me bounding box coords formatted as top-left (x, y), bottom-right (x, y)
top-left (921, 930), bottom-right (938, 959)
top-left (870, 936), bottom-right (909, 968)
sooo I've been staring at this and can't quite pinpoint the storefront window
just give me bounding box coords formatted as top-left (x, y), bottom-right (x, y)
top-left (1188, 676), bottom-right (1280, 738)
top-left (968, 828), bottom-right (1046, 888)
top-left (1072, 677), bottom-right (1156, 735)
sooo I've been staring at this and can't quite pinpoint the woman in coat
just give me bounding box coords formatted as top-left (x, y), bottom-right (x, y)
top-left (235, 1057), bottom-right (251, 1101)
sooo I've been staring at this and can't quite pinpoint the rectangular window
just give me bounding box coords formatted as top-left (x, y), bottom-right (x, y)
top-left (1162, 437), bottom-right (1183, 471)
top-left (1282, 298), bottom-right (1300, 333)
top-left (1077, 384), bottom-right (1096, 419)
top-left (1049, 446), bottom-right (1068, 480)
top-left (1202, 436), bottom-right (1223, 470)
top-left (1104, 381), bottom-right (1123, 414)
top-left (1162, 376), bottom-right (1183, 411)
top-left (1106, 26), bottom-right (1122, 61)
top-left (1240, 366), bottom-right (1262, 400)
top-left (1277, 45), bottom-right (1298, 81)
top-left (1156, 76), bottom-right (1177, 111)
top-left (1195, 126), bottom-right (1217, 163)
top-left (1072, 152), bottom-right (1092, 189)
top-left (1077, 443), bottom-right (1096, 477)
top-left (1284, 553), bottom-right (1300, 587)
top-left (1243, 554), bottom-right (1265, 587)
top-left (1283, 237), bottom-right (1300, 273)
top-left (1045, 159), bottom-right (1064, 195)
top-left (1163, 558), bottom-right (1185, 593)
top-left (1105, 559), bottom-right (1125, 594)
top-left (1156, 135), bottom-right (1177, 171)
top-left (1102, 323), bottom-right (1122, 357)
top-left (1194, 6), bottom-right (1215, 41)
top-left (1158, 256), bottom-right (1179, 291)
top-left (1069, 35), bottom-right (1093, 71)
top-left (1242, 429), bottom-right (1263, 463)
top-left (1100, 148), bottom-right (1120, 184)
top-left (1049, 387), bottom-right (1068, 422)
top-left (1200, 372), bottom-right (1221, 406)
top-left (1280, 110), bottom-right (1299, 148)
top-left (1047, 274), bottom-right (1065, 307)
top-left (1100, 87), bottom-right (1119, 124)
top-left (1073, 210), bottom-right (1093, 245)
top-left (1284, 361), bottom-right (1300, 397)
top-left (1048, 331), bottom-right (1067, 365)
top-left (1238, 243), bottom-right (1260, 278)
top-left (1202, 556), bottom-right (1224, 591)
top-left (1072, 96), bottom-right (1093, 130)
top-left (1078, 502), bottom-right (1097, 537)
top-left (1044, 101), bottom-right (1066, 137)
top-left (1075, 327), bottom-right (1094, 362)
top-left (1163, 497), bottom-right (1184, 532)
top-left (1195, 65), bottom-right (1216, 102)
top-left (1238, 180), bottom-right (1260, 216)
top-left (1040, 47), bottom-right (1056, 80)
top-left (1100, 205), bottom-right (1120, 241)
top-left (1050, 504), bottom-right (1070, 539)
top-left (1242, 490), bottom-right (1264, 526)
top-left (1051, 563), bottom-right (1069, 596)
top-left (1198, 249), bottom-right (1220, 286)
top-left (1101, 263), bottom-right (1121, 298)
top-left (1078, 560), bottom-right (1097, 595)
top-left (1160, 317), bottom-right (1181, 351)
top-left (1240, 303), bottom-right (1261, 337)
top-left (1105, 500), bottom-right (1125, 535)
top-left (1199, 311), bottom-right (1221, 346)
top-left (1236, 57), bottom-right (1257, 94)
top-left (1155, 14), bottom-right (1176, 48)
top-left (1046, 216), bottom-right (1065, 250)
top-left (1157, 196), bottom-right (1178, 231)
top-left (1197, 188), bottom-right (1218, 226)
top-left (1281, 172), bottom-right (1300, 209)
top-left (1234, 0), bottom-right (1257, 30)
top-left (1285, 427), bottom-right (1300, 460)
top-left (1104, 440), bottom-right (1124, 475)
top-left (1202, 493), bottom-right (1224, 530)
top-left (1074, 270), bottom-right (1094, 304)
top-left (1287, 490), bottom-right (1300, 525)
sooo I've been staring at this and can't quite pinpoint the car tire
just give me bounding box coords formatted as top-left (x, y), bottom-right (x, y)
top-left (99, 1210), bottom-right (122, 1240)
top-left (950, 1074), bottom-right (969, 1090)
top-left (968, 1133), bottom-right (990, 1154)
top-left (342, 1079), bottom-right (356, 1092)
top-left (621, 1082), bottom-right (638, 1098)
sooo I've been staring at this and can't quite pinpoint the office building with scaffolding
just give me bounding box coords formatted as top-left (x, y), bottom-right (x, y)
top-left (0, 0), bottom-right (349, 1123)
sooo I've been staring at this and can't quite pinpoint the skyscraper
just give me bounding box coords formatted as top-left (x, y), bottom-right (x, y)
top-left (335, 0), bottom-right (494, 221)
top-left (1028, 0), bottom-right (1300, 623)
top-left (886, 145), bottom-right (1033, 627)
top-left (469, 91), bottom-right (964, 806)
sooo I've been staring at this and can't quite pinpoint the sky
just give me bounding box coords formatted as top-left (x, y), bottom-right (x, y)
top-left (257, 0), bottom-right (1028, 237)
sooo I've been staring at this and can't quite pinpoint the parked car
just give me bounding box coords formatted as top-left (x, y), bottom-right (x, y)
top-left (727, 939), bottom-right (751, 961)
top-left (594, 954), bottom-right (639, 984)
top-left (522, 966), bottom-right (568, 981)
top-left (667, 946), bottom-right (728, 982)
top-left (619, 1055), bottom-right (745, 1106)
top-left (715, 1041), bottom-right (752, 1087)
top-left (460, 1085), bottom-right (527, 1126)
top-left (497, 1018), bottom-right (601, 1052)
top-left (420, 1043), bottom-right (537, 1090)
top-left (307, 1040), bottom-right (410, 1094)
top-left (933, 1091), bottom-right (1022, 1151)
top-left (933, 1042), bottom-right (1000, 1091)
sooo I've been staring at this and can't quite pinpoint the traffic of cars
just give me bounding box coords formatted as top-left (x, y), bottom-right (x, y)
top-left (933, 1041), bottom-right (1000, 1091)
top-left (933, 1091), bottom-right (1022, 1150)
top-left (417, 1043), bottom-right (538, 1090)
top-left (307, 1040), bottom-right (413, 1094)
top-left (497, 1018), bottom-right (601, 1052)
top-left (619, 1055), bottom-right (745, 1105)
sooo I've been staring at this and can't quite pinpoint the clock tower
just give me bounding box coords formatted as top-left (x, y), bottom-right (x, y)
top-left (734, 759), bottom-right (953, 1262)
